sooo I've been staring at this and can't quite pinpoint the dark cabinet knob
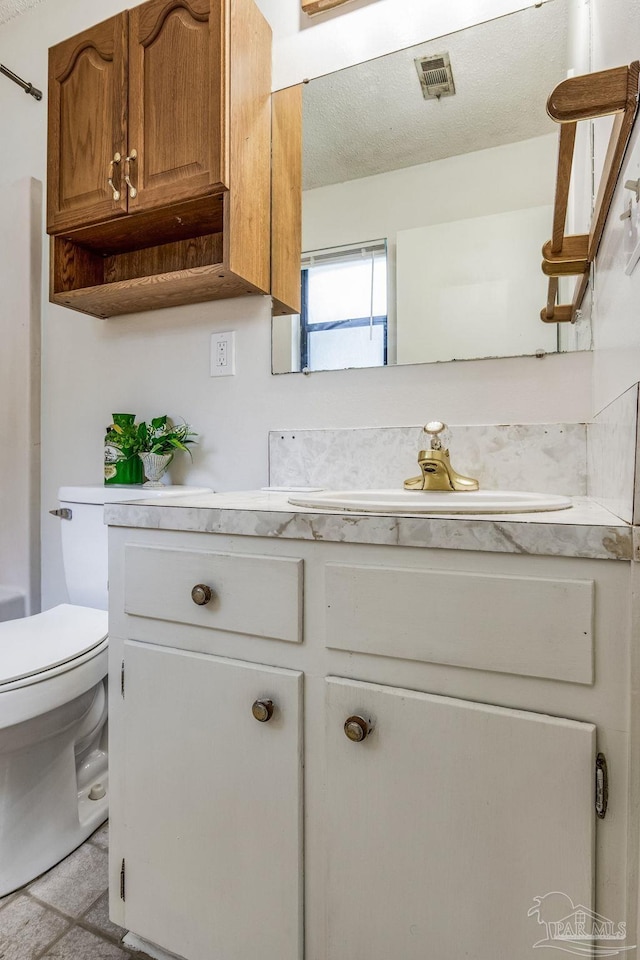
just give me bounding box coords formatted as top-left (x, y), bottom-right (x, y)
top-left (252, 699), bottom-right (274, 722)
top-left (191, 584), bottom-right (213, 606)
top-left (344, 715), bottom-right (372, 742)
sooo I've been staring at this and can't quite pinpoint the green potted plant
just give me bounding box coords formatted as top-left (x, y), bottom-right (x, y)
top-left (136, 416), bottom-right (198, 486)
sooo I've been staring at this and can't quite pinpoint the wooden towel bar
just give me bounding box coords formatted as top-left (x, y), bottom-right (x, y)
top-left (541, 62), bottom-right (639, 323)
top-left (301, 0), bottom-right (355, 14)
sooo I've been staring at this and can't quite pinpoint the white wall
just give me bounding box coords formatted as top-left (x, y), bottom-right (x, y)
top-left (588, 0), bottom-right (640, 413)
top-left (0, 0), bottom-right (594, 609)
top-left (0, 179), bottom-right (41, 613)
top-left (304, 135), bottom-right (557, 246)
top-left (567, 0), bottom-right (593, 240)
top-left (396, 205), bottom-right (555, 363)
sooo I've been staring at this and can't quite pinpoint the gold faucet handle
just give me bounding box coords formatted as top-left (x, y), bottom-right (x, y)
top-left (423, 420), bottom-right (446, 450)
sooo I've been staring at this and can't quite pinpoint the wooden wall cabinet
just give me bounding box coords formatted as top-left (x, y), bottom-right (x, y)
top-left (47, 0), bottom-right (297, 318)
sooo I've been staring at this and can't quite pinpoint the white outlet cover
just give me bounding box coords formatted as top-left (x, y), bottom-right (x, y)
top-left (210, 331), bottom-right (236, 377)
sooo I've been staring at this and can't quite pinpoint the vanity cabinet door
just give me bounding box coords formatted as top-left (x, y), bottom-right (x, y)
top-left (325, 677), bottom-right (595, 960)
top-left (121, 641), bottom-right (303, 960)
top-left (127, 0), bottom-right (227, 213)
top-left (47, 13), bottom-right (129, 233)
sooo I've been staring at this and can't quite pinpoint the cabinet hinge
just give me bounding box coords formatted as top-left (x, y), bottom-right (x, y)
top-left (120, 858), bottom-right (126, 901)
top-left (595, 752), bottom-right (608, 820)
top-left (120, 660), bottom-right (125, 698)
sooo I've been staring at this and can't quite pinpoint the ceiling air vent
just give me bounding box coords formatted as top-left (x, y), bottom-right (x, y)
top-left (414, 52), bottom-right (455, 100)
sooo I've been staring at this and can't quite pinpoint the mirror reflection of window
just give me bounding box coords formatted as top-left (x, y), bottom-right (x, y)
top-left (300, 240), bottom-right (387, 372)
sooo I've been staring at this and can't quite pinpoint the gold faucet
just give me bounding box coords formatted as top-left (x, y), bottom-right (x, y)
top-left (404, 421), bottom-right (479, 492)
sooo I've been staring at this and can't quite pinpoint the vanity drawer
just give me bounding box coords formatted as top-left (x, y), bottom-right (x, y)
top-left (125, 545), bottom-right (303, 643)
top-left (325, 562), bottom-right (594, 683)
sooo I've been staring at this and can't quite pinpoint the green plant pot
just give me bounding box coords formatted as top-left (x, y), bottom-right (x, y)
top-left (111, 413), bottom-right (136, 429)
top-left (105, 453), bottom-right (144, 485)
top-left (104, 413), bottom-right (144, 485)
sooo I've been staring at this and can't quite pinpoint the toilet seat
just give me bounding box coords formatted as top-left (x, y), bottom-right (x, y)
top-left (0, 604), bottom-right (108, 688)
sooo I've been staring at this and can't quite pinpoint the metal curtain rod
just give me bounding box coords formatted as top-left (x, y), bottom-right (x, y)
top-left (0, 63), bottom-right (42, 100)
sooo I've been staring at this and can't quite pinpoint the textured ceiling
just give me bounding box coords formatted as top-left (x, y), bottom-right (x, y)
top-left (0, 0), bottom-right (45, 24)
top-left (303, 1), bottom-right (569, 190)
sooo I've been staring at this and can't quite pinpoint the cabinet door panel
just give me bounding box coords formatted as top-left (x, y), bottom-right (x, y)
top-left (325, 676), bottom-right (595, 960)
top-left (128, 0), bottom-right (227, 212)
top-left (123, 641), bottom-right (302, 960)
top-left (48, 14), bottom-right (128, 233)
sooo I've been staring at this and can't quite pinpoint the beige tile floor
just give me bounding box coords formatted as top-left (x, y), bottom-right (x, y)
top-left (0, 823), bottom-right (153, 960)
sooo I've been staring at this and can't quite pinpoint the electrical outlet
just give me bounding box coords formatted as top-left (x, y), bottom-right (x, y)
top-left (210, 331), bottom-right (236, 377)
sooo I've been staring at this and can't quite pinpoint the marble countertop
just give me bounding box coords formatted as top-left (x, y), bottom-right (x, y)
top-left (105, 490), bottom-right (637, 562)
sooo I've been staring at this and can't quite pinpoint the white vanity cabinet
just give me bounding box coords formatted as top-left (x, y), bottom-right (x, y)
top-left (107, 525), bottom-right (633, 960)
top-left (120, 643), bottom-right (303, 960)
top-left (109, 542), bottom-right (305, 960)
top-left (324, 677), bottom-right (594, 959)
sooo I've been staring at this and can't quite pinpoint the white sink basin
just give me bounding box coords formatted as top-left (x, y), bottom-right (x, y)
top-left (287, 489), bottom-right (573, 515)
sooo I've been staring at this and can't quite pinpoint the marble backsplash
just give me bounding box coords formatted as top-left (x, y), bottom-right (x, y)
top-left (586, 384), bottom-right (639, 525)
top-left (269, 423), bottom-right (588, 497)
top-left (270, 384), bottom-right (640, 524)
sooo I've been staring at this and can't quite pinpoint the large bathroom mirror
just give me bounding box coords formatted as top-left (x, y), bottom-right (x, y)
top-left (272, 0), bottom-right (592, 375)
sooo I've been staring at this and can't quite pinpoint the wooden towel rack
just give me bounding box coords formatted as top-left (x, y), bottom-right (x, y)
top-left (541, 62), bottom-right (640, 323)
top-left (301, 0), bottom-right (354, 14)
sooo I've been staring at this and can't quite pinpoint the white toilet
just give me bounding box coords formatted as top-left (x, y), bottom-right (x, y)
top-left (0, 483), bottom-right (211, 896)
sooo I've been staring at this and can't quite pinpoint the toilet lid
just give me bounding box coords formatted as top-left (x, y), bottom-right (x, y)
top-left (0, 604), bottom-right (108, 685)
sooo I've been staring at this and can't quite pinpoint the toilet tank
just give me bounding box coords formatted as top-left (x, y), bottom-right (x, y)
top-left (58, 485), bottom-right (213, 610)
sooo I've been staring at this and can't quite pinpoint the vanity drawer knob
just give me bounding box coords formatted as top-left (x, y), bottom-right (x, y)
top-left (344, 715), bottom-right (372, 742)
top-left (252, 699), bottom-right (274, 722)
top-left (191, 584), bottom-right (213, 606)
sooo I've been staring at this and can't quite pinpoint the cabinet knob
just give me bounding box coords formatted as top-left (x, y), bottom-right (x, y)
top-left (252, 699), bottom-right (274, 722)
top-left (191, 583), bottom-right (213, 606)
top-left (344, 715), bottom-right (372, 742)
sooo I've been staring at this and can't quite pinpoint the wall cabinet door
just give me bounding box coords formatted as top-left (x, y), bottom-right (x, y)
top-left (127, 0), bottom-right (228, 212)
top-left (121, 641), bottom-right (303, 960)
top-left (48, 0), bottom-right (227, 235)
top-left (325, 676), bottom-right (596, 960)
top-left (47, 13), bottom-right (128, 233)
